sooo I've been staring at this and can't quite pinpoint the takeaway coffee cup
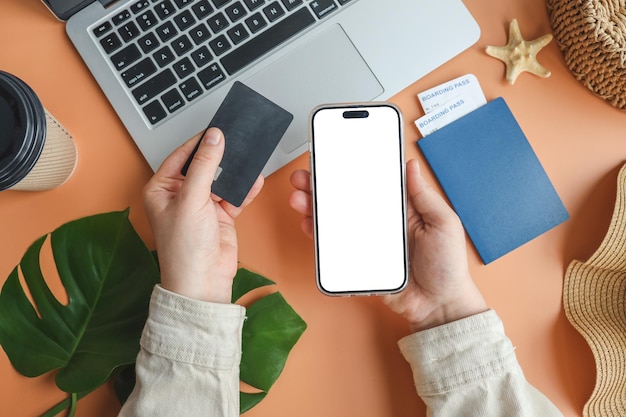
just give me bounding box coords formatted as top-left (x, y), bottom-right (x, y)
top-left (0, 71), bottom-right (77, 191)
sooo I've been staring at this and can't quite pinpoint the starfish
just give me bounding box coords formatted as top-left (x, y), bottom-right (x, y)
top-left (485, 19), bottom-right (553, 84)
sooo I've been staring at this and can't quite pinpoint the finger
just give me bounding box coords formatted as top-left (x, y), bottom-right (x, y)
top-left (300, 217), bottom-right (314, 240)
top-left (220, 175), bottom-right (265, 218)
top-left (143, 132), bottom-right (205, 208)
top-left (244, 175), bottom-right (265, 206)
top-left (289, 189), bottom-right (312, 216)
top-left (406, 159), bottom-right (459, 227)
top-left (151, 131), bottom-right (204, 180)
top-left (290, 169), bottom-right (312, 193)
top-left (288, 188), bottom-right (314, 239)
top-left (181, 127), bottom-right (225, 198)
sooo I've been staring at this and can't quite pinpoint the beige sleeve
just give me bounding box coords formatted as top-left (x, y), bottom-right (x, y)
top-left (119, 285), bottom-right (245, 417)
top-left (398, 310), bottom-right (563, 417)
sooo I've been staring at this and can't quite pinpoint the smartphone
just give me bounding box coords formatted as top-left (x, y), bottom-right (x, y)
top-left (309, 103), bottom-right (409, 296)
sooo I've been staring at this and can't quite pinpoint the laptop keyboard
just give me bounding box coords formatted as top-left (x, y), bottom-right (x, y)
top-left (92, 0), bottom-right (355, 126)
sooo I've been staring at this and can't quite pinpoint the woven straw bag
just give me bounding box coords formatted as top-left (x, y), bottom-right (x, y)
top-left (546, 0), bottom-right (626, 110)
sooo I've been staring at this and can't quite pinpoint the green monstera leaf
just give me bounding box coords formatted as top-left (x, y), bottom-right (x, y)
top-left (113, 268), bottom-right (308, 414)
top-left (232, 269), bottom-right (307, 413)
top-left (0, 210), bottom-right (159, 396)
top-left (0, 210), bottom-right (306, 415)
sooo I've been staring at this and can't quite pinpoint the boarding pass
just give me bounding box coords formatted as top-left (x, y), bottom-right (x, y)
top-left (415, 74), bottom-right (486, 136)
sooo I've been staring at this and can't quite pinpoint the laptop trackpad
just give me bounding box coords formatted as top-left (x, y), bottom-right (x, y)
top-left (243, 24), bottom-right (383, 154)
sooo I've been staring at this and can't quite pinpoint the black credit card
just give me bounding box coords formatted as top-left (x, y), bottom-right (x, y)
top-left (182, 81), bottom-right (293, 207)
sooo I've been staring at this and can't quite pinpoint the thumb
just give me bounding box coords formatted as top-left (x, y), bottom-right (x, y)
top-left (406, 159), bottom-right (458, 228)
top-left (182, 127), bottom-right (225, 197)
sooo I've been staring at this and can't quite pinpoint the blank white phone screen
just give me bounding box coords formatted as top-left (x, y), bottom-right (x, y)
top-left (311, 105), bottom-right (408, 295)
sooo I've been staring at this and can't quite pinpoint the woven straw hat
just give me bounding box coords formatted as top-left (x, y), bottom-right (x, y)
top-left (564, 163), bottom-right (626, 417)
top-left (546, 0), bottom-right (626, 110)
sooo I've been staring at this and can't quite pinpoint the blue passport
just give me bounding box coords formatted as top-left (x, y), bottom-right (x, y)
top-left (417, 97), bottom-right (569, 264)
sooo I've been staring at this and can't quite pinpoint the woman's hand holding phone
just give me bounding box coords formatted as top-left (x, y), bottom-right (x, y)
top-left (380, 160), bottom-right (487, 332)
top-left (289, 159), bottom-right (487, 332)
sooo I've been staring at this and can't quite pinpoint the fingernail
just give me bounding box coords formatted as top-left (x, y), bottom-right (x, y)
top-left (204, 129), bottom-right (221, 145)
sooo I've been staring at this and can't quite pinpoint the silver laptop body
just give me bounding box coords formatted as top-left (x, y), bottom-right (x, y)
top-left (65, 0), bottom-right (480, 175)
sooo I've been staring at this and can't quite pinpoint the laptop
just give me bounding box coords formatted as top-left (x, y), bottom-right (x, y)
top-left (46, 0), bottom-right (480, 175)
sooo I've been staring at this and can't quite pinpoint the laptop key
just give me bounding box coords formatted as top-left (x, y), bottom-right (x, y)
top-left (119, 21), bottom-right (140, 42)
top-left (171, 34), bottom-right (194, 55)
top-left (209, 35), bottom-right (232, 56)
top-left (155, 0), bottom-right (176, 20)
top-left (112, 10), bottom-right (132, 25)
top-left (153, 45), bottom-right (176, 66)
top-left (263, 2), bottom-right (285, 23)
top-left (173, 0), bottom-right (194, 8)
top-left (161, 89), bottom-right (185, 113)
top-left (212, 0), bottom-right (232, 7)
top-left (225, 2), bottom-right (247, 22)
top-left (197, 63), bottom-right (226, 90)
top-left (93, 21), bottom-right (112, 37)
top-left (131, 0), bottom-right (151, 14)
top-left (173, 10), bottom-right (196, 31)
top-left (191, 46), bottom-right (213, 67)
top-left (155, 21), bottom-right (179, 42)
top-left (133, 69), bottom-right (177, 105)
top-left (189, 23), bottom-right (212, 44)
top-left (207, 12), bottom-right (229, 33)
top-left (111, 44), bottom-right (142, 70)
top-left (243, 0), bottom-right (265, 11)
top-left (137, 10), bottom-right (158, 30)
top-left (121, 58), bottom-right (157, 87)
top-left (100, 32), bottom-right (122, 53)
top-left (280, 0), bottom-right (302, 11)
top-left (179, 77), bottom-right (203, 101)
top-left (221, 6), bottom-right (315, 75)
top-left (192, 0), bottom-right (214, 19)
top-left (227, 23), bottom-right (250, 45)
top-left (143, 100), bottom-right (167, 125)
top-left (245, 12), bottom-right (267, 33)
top-left (173, 57), bottom-right (195, 78)
top-left (310, 0), bottom-right (338, 19)
top-left (137, 32), bottom-right (161, 53)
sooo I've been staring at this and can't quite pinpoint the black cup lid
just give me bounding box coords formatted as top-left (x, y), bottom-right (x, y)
top-left (0, 71), bottom-right (46, 190)
top-left (0, 75), bottom-right (25, 164)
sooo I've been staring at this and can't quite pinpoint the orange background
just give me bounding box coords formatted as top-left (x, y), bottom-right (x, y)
top-left (1, 0), bottom-right (624, 415)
